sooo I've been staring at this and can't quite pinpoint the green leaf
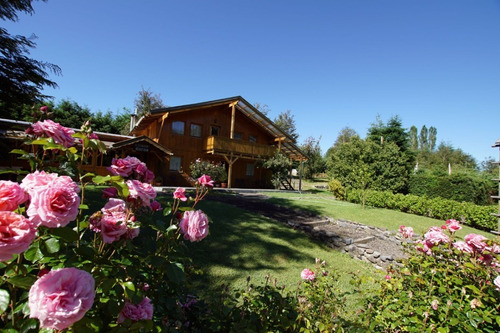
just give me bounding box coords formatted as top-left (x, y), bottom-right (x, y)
top-left (44, 237), bottom-right (60, 254)
top-left (8, 275), bottom-right (37, 289)
top-left (92, 175), bottom-right (112, 184)
top-left (0, 289), bottom-right (10, 315)
top-left (9, 149), bottom-right (28, 155)
top-left (19, 318), bottom-right (38, 333)
top-left (79, 204), bottom-right (89, 210)
top-left (165, 262), bottom-right (185, 284)
top-left (50, 227), bottom-right (79, 242)
top-left (163, 208), bottom-right (172, 217)
top-left (24, 242), bottom-right (43, 263)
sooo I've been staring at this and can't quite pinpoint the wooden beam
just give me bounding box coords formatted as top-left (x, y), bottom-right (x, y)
top-left (222, 153), bottom-right (239, 188)
top-left (230, 103), bottom-right (236, 139)
top-left (157, 113), bottom-right (169, 141)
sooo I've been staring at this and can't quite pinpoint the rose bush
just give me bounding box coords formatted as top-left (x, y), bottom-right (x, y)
top-left (0, 116), bottom-right (214, 331)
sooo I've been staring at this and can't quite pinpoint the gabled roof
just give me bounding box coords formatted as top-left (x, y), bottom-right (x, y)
top-left (111, 135), bottom-right (173, 156)
top-left (131, 96), bottom-right (308, 161)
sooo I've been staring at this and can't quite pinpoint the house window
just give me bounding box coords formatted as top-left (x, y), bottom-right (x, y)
top-left (210, 126), bottom-right (220, 136)
top-left (172, 121), bottom-right (185, 135)
top-left (249, 135), bottom-right (257, 143)
top-left (169, 156), bottom-right (182, 171)
top-left (190, 123), bottom-right (202, 137)
top-left (233, 132), bottom-right (242, 140)
top-left (246, 163), bottom-right (255, 177)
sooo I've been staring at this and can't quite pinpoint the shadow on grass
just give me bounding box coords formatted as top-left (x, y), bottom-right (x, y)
top-left (188, 200), bottom-right (333, 293)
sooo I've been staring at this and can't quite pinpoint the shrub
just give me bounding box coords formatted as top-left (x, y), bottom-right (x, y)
top-left (190, 159), bottom-right (227, 183)
top-left (358, 221), bottom-right (500, 332)
top-left (345, 188), bottom-right (498, 231)
top-left (328, 178), bottom-right (346, 200)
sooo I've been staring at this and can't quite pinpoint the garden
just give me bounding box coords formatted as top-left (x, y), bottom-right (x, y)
top-left (0, 116), bottom-right (499, 332)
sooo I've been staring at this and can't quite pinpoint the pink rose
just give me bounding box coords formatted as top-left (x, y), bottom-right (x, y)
top-left (135, 162), bottom-right (155, 183)
top-left (179, 210), bottom-right (209, 242)
top-left (0, 211), bottom-right (37, 261)
top-left (150, 200), bottom-right (162, 211)
top-left (29, 267), bottom-right (95, 330)
top-left (21, 171), bottom-right (58, 192)
top-left (89, 132), bottom-right (99, 140)
top-left (446, 219), bottom-right (462, 232)
top-left (40, 106), bottom-right (48, 113)
top-left (399, 225), bottom-right (414, 239)
top-left (102, 187), bottom-right (118, 199)
top-left (453, 241), bottom-right (474, 254)
top-left (173, 187), bottom-right (187, 201)
top-left (90, 199), bottom-right (138, 244)
top-left (301, 268), bottom-right (316, 281)
top-left (26, 175), bottom-right (80, 228)
top-left (465, 233), bottom-right (488, 252)
top-left (198, 174), bottom-right (214, 187)
top-left (29, 119), bottom-right (75, 148)
top-left (118, 296), bottom-right (153, 323)
top-left (0, 180), bottom-right (28, 211)
top-left (431, 299), bottom-right (438, 310)
top-left (494, 276), bottom-right (500, 291)
top-left (424, 229), bottom-right (450, 245)
top-left (107, 156), bottom-right (142, 177)
top-left (416, 240), bottom-right (433, 255)
top-left (126, 180), bottom-right (157, 207)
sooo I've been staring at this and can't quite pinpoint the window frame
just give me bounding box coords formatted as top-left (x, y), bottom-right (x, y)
top-left (190, 123), bottom-right (202, 138)
top-left (169, 156), bottom-right (182, 171)
top-left (172, 121), bottom-right (185, 135)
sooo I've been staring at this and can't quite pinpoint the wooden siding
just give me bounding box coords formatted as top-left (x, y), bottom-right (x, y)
top-left (205, 136), bottom-right (276, 158)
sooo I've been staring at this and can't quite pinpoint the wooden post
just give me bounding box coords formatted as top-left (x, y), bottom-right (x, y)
top-left (229, 101), bottom-right (237, 139)
top-left (223, 154), bottom-right (239, 189)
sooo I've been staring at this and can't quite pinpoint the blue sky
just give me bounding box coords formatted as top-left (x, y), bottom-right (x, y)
top-left (4, 0), bottom-right (500, 163)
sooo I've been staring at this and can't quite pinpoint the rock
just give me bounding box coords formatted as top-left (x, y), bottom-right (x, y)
top-left (381, 255), bottom-right (394, 261)
top-left (373, 251), bottom-right (381, 258)
top-left (365, 248), bottom-right (374, 254)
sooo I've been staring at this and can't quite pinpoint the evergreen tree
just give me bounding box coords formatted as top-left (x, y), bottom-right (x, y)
top-left (419, 125), bottom-right (428, 151)
top-left (428, 126), bottom-right (437, 151)
top-left (0, 0), bottom-right (61, 119)
top-left (409, 125), bottom-right (418, 150)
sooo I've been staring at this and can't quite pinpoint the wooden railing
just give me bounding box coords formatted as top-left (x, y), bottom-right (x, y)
top-left (205, 136), bottom-right (276, 158)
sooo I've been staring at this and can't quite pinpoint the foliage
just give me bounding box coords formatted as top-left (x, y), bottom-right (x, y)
top-left (261, 151), bottom-right (291, 189)
top-left (0, 116), bottom-right (215, 331)
top-left (358, 222), bottom-right (500, 332)
top-left (416, 142), bottom-right (477, 172)
top-left (328, 178), bottom-right (346, 200)
top-left (274, 109), bottom-right (298, 142)
top-left (300, 136), bottom-right (325, 179)
top-left (326, 136), bottom-right (410, 194)
top-left (134, 87), bottom-right (165, 118)
top-left (345, 188), bottom-right (498, 230)
top-left (0, 0), bottom-right (61, 118)
top-left (189, 159), bottom-right (227, 183)
top-left (409, 170), bottom-right (496, 205)
top-left (366, 115), bottom-right (410, 153)
top-left (252, 102), bottom-right (271, 116)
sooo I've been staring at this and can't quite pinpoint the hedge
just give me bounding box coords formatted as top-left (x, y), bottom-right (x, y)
top-left (345, 189), bottom-right (498, 231)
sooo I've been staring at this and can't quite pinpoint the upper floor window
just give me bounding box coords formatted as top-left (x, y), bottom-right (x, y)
top-left (233, 132), bottom-right (242, 140)
top-left (210, 125), bottom-right (220, 136)
top-left (249, 135), bottom-right (257, 143)
top-left (172, 121), bottom-right (185, 135)
top-left (190, 123), bottom-right (202, 137)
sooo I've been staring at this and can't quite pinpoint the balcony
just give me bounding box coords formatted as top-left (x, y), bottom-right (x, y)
top-left (205, 136), bottom-right (276, 159)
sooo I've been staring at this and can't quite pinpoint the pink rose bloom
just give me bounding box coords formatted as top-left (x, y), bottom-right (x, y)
top-left (0, 180), bottom-right (28, 211)
top-left (399, 225), bottom-right (414, 239)
top-left (90, 199), bottom-right (138, 244)
top-left (453, 241), bottom-right (474, 254)
top-left (416, 240), bottom-right (433, 255)
top-left (179, 210), bottom-right (209, 242)
top-left (88, 132), bottom-right (99, 140)
top-left (465, 233), bottom-right (488, 252)
top-left (431, 299), bottom-right (438, 310)
top-left (173, 187), bottom-right (187, 201)
top-left (21, 171), bottom-right (58, 192)
top-left (126, 180), bottom-right (157, 207)
top-left (107, 156), bottom-right (142, 177)
top-left (40, 106), bottom-right (48, 113)
top-left (198, 174), bottom-right (214, 187)
top-left (26, 175), bottom-right (80, 228)
top-left (301, 268), bottom-right (316, 281)
top-left (29, 119), bottom-right (75, 148)
top-left (102, 187), bottom-right (118, 199)
top-left (0, 211), bottom-right (37, 261)
top-left (488, 244), bottom-right (500, 254)
top-left (424, 229), bottom-right (450, 245)
top-left (150, 200), bottom-right (162, 211)
top-left (494, 276), bottom-right (500, 291)
top-left (135, 162), bottom-right (155, 183)
top-left (118, 296), bottom-right (153, 323)
top-left (446, 219), bottom-right (462, 232)
top-left (29, 267), bottom-right (95, 330)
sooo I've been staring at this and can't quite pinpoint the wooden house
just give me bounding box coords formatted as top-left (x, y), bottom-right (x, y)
top-left (131, 96), bottom-right (307, 189)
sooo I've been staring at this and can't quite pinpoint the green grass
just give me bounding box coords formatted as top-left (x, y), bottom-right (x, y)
top-left (264, 191), bottom-right (494, 239)
top-left (187, 200), bottom-right (376, 297)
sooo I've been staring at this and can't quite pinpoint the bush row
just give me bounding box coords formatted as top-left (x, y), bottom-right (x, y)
top-left (408, 171), bottom-right (496, 205)
top-left (345, 189), bottom-right (498, 231)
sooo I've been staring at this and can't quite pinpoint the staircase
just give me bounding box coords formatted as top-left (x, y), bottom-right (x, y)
top-left (280, 178), bottom-right (294, 191)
